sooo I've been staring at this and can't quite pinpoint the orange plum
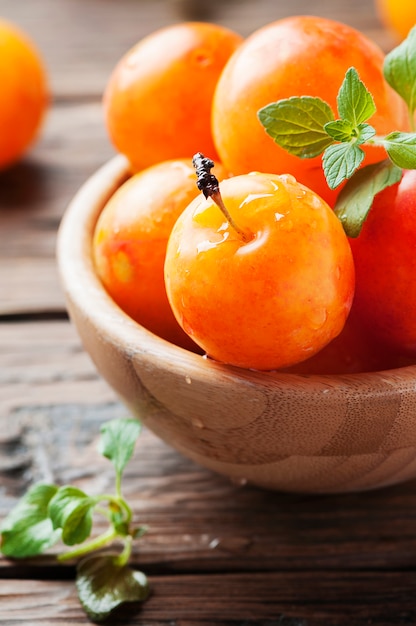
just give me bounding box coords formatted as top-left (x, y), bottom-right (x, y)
top-left (164, 169), bottom-right (355, 371)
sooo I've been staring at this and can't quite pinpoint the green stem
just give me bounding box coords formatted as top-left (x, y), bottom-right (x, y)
top-left (366, 135), bottom-right (387, 148)
top-left (95, 493), bottom-right (133, 526)
top-left (57, 492), bottom-right (134, 563)
top-left (211, 189), bottom-right (252, 242)
top-left (410, 109), bottom-right (416, 133)
top-left (116, 495), bottom-right (133, 526)
top-left (115, 471), bottom-right (122, 499)
top-left (95, 506), bottom-right (113, 522)
top-left (58, 527), bottom-right (117, 562)
top-left (113, 535), bottom-right (133, 567)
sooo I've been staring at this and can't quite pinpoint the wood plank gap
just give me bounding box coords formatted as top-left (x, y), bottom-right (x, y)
top-left (2, 558), bottom-right (416, 581)
top-left (0, 312), bottom-right (69, 322)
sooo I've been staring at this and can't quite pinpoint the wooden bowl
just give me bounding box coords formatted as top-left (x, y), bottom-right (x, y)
top-left (57, 156), bottom-right (416, 494)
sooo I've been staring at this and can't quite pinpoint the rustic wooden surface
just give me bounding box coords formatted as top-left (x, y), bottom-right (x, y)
top-left (0, 0), bottom-right (414, 624)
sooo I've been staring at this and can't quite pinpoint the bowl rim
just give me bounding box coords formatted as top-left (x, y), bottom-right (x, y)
top-left (56, 154), bottom-right (416, 392)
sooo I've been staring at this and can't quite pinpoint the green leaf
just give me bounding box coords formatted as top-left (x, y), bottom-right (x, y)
top-left (257, 96), bottom-right (335, 158)
top-left (324, 120), bottom-right (376, 145)
top-left (337, 67), bottom-right (376, 126)
top-left (322, 142), bottom-right (365, 189)
top-left (76, 554), bottom-right (150, 622)
top-left (48, 486), bottom-right (95, 546)
top-left (383, 131), bottom-right (416, 168)
top-left (324, 119), bottom-right (354, 142)
top-left (0, 484), bottom-right (61, 558)
top-left (334, 160), bottom-right (403, 237)
top-left (132, 525), bottom-right (147, 540)
top-left (384, 26), bottom-right (416, 126)
top-left (98, 418), bottom-right (141, 478)
top-left (356, 123), bottom-right (376, 144)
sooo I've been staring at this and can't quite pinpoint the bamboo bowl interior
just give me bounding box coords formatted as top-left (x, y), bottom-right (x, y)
top-left (57, 155), bottom-right (416, 494)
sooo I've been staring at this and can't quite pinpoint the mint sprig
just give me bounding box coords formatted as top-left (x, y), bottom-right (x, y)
top-left (257, 27), bottom-right (416, 236)
top-left (0, 417), bottom-right (149, 623)
top-left (258, 66), bottom-right (383, 190)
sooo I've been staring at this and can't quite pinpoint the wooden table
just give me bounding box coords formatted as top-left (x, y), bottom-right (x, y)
top-left (1, 0), bottom-right (414, 624)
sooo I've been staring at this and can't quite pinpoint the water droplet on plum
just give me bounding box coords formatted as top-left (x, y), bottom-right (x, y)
top-left (278, 173), bottom-right (297, 185)
top-left (238, 192), bottom-right (273, 208)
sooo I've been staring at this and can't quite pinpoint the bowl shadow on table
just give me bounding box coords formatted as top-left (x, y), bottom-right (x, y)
top-left (111, 420), bottom-right (416, 589)
top-left (0, 159), bottom-right (50, 211)
top-left (120, 462), bottom-right (416, 626)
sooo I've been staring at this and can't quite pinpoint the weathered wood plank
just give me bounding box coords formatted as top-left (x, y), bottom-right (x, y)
top-left (0, 318), bottom-right (119, 493)
top-left (3, 428), bottom-right (416, 576)
top-left (0, 1), bottom-right (413, 623)
top-left (2, 322), bottom-right (416, 621)
top-left (2, 321), bottom-right (416, 579)
top-left (1, 571), bottom-right (416, 625)
top-left (0, 101), bottom-right (113, 244)
top-left (0, 101), bottom-right (113, 314)
top-left (0, 101), bottom-right (114, 237)
top-left (0, 320), bottom-right (116, 411)
top-left (0, 259), bottom-right (63, 315)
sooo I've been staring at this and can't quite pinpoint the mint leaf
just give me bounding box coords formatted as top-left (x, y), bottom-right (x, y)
top-left (76, 554), bottom-right (150, 622)
top-left (356, 123), bottom-right (376, 143)
top-left (257, 96), bottom-right (335, 158)
top-left (337, 67), bottom-right (376, 126)
top-left (1, 484), bottom-right (61, 558)
top-left (98, 418), bottom-right (141, 478)
top-left (324, 119), bottom-right (354, 142)
top-left (334, 160), bottom-right (403, 237)
top-left (323, 142), bottom-right (365, 189)
top-left (324, 120), bottom-right (376, 144)
top-left (384, 26), bottom-right (416, 128)
top-left (48, 486), bottom-right (95, 546)
top-left (383, 131), bottom-right (416, 168)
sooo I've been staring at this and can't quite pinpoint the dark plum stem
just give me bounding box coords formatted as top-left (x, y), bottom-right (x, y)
top-left (193, 152), bottom-right (219, 199)
top-left (192, 152), bottom-right (251, 242)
